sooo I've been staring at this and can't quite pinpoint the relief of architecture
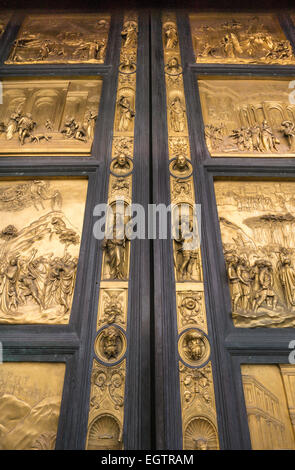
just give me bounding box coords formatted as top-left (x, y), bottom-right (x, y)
top-left (0, 362), bottom-right (65, 450)
top-left (241, 364), bottom-right (295, 450)
top-left (6, 14), bottom-right (110, 64)
top-left (190, 13), bottom-right (295, 65)
top-left (0, 178), bottom-right (87, 324)
top-left (280, 365), bottom-right (295, 436)
top-left (215, 180), bottom-right (295, 328)
top-left (199, 78), bottom-right (295, 157)
top-left (0, 78), bottom-right (102, 156)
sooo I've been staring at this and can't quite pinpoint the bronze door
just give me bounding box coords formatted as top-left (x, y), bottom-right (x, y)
top-left (1, 7), bottom-right (295, 451)
top-left (151, 9), bottom-right (295, 450)
top-left (0, 9), bottom-right (150, 450)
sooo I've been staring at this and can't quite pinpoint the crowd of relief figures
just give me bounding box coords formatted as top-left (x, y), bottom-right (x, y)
top-left (0, 363), bottom-right (65, 450)
top-left (199, 78), bottom-right (295, 157)
top-left (190, 13), bottom-right (295, 65)
top-left (0, 78), bottom-right (101, 155)
top-left (242, 365), bottom-right (295, 450)
top-left (215, 180), bottom-right (295, 328)
top-left (6, 14), bottom-right (110, 64)
top-left (0, 178), bottom-right (87, 324)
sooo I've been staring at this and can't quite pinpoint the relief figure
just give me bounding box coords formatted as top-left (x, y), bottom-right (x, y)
top-left (117, 96), bottom-right (135, 132)
top-left (170, 97), bottom-right (186, 133)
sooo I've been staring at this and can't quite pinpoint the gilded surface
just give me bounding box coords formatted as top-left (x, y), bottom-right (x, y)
top-left (101, 203), bottom-right (131, 280)
top-left (178, 329), bottom-right (210, 368)
top-left (0, 78), bottom-right (102, 156)
top-left (6, 14), bottom-right (110, 64)
top-left (87, 11), bottom-right (138, 450)
top-left (180, 362), bottom-right (219, 450)
top-left (215, 179), bottom-right (295, 328)
top-left (97, 284), bottom-right (128, 329)
top-left (280, 365), bottom-right (295, 434)
top-left (0, 78), bottom-right (102, 155)
top-left (176, 287), bottom-right (207, 333)
top-left (95, 326), bottom-right (127, 363)
top-left (0, 362), bottom-right (65, 450)
top-left (162, 11), bottom-right (219, 450)
top-left (0, 177), bottom-right (88, 324)
top-left (86, 360), bottom-right (125, 450)
top-left (190, 13), bottom-right (295, 65)
top-left (242, 364), bottom-right (295, 449)
top-left (199, 77), bottom-right (295, 158)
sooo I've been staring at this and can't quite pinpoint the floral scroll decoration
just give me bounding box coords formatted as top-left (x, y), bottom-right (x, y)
top-left (90, 361), bottom-right (125, 411)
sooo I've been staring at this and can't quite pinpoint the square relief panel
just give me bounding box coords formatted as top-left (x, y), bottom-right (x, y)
top-left (0, 177), bottom-right (88, 324)
top-left (6, 13), bottom-right (110, 64)
top-left (0, 362), bottom-right (65, 450)
top-left (190, 12), bottom-right (295, 65)
top-left (241, 364), bottom-right (295, 450)
top-left (0, 77), bottom-right (102, 156)
top-left (199, 77), bottom-right (295, 158)
top-left (215, 179), bottom-right (295, 328)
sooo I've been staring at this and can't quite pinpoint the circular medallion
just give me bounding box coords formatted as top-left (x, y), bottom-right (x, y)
top-left (119, 61), bottom-right (137, 74)
top-left (110, 155), bottom-right (133, 177)
top-left (178, 328), bottom-right (210, 367)
top-left (169, 155), bottom-right (192, 179)
top-left (95, 326), bottom-right (126, 364)
top-left (165, 57), bottom-right (183, 76)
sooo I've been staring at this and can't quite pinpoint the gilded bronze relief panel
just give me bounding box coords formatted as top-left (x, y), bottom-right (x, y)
top-left (0, 78), bottom-right (102, 156)
top-left (0, 177), bottom-right (88, 324)
top-left (6, 14), bottom-right (110, 64)
top-left (189, 13), bottom-right (295, 65)
top-left (215, 179), bottom-right (295, 328)
top-left (0, 362), bottom-right (65, 450)
top-left (241, 364), bottom-right (295, 449)
top-left (199, 77), bottom-right (295, 158)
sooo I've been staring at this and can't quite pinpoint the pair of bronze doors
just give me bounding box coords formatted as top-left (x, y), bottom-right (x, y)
top-left (1, 9), bottom-right (295, 450)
